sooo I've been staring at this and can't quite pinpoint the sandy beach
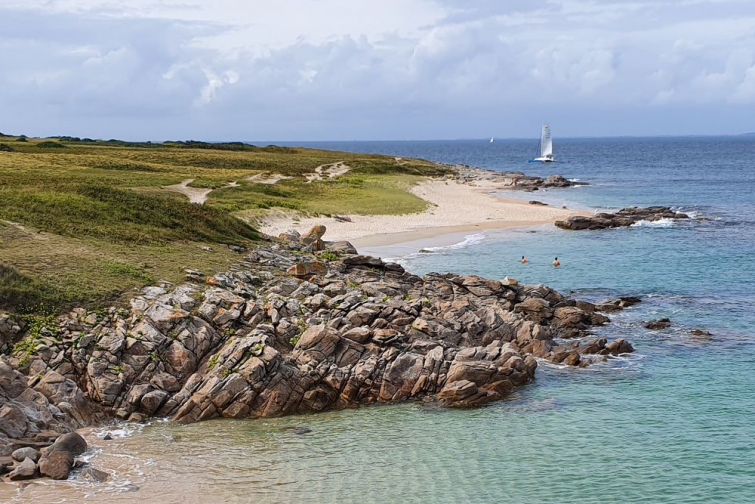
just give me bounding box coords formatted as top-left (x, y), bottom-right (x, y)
top-left (259, 179), bottom-right (584, 250)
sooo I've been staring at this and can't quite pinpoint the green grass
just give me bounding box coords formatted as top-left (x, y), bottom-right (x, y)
top-left (0, 134), bottom-right (448, 314)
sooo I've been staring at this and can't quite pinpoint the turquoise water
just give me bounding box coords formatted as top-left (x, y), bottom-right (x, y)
top-left (289, 137), bottom-right (755, 503)
top-left (8, 138), bottom-right (754, 503)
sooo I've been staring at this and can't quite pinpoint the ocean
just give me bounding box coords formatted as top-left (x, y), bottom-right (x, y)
top-left (6, 137), bottom-right (754, 503)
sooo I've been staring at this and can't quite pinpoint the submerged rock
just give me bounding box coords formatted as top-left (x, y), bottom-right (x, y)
top-left (645, 318), bottom-right (672, 330)
top-left (690, 329), bottom-right (712, 337)
top-left (80, 466), bottom-right (110, 482)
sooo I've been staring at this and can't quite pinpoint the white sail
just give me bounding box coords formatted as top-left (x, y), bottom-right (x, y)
top-left (490, 137), bottom-right (494, 143)
top-left (540, 123), bottom-right (553, 158)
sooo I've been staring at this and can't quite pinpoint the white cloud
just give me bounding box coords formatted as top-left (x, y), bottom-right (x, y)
top-left (1, 0), bottom-right (755, 138)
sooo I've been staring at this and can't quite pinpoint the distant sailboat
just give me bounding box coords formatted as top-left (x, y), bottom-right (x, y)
top-left (529, 123), bottom-right (555, 162)
top-left (490, 137), bottom-right (494, 143)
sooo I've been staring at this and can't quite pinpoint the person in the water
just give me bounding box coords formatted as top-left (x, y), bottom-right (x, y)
top-left (553, 257), bottom-right (561, 267)
top-left (521, 256), bottom-right (528, 264)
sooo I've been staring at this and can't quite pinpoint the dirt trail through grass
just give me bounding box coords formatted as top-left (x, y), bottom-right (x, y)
top-left (246, 173), bottom-right (292, 185)
top-left (165, 179), bottom-right (242, 204)
top-left (305, 161), bottom-right (350, 183)
top-left (164, 179), bottom-right (212, 204)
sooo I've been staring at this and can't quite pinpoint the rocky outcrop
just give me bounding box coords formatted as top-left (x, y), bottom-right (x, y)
top-left (449, 165), bottom-right (585, 190)
top-left (1, 236), bottom-right (637, 482)
top-left (556, 206), bottom-right (689, 230)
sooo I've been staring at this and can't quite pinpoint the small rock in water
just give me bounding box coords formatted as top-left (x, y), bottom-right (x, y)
top-left (81, 466), bottom-right (110, 483)
top-left (644, 318), bottom-right (671, 330)
top-left (690, 329), bottom-right (712, 336)
top-left (283, 424), bottom-right (312, 435)
top-left (103, 433), bottom-right (113, 440)
top-left (418, 248), bottom-right (433, 253)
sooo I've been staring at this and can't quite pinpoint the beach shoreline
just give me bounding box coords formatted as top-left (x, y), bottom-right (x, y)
top-left (258, 177), bottom-right (586, 252)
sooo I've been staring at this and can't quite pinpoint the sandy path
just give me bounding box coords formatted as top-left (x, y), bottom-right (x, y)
top-left (259, 179), bottom-right (584, 246)
top-left (305, 162), bottom-right (350, 183)
top-left (246, 173), bottom-right (292, 185)
top-left (164, 179), bottom-right (212, 204)
top-left (164, 179), bottom-right (242, 204)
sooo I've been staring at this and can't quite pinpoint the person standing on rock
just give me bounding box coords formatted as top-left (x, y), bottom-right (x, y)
top-left (553, 257), bottom-right (561, 267)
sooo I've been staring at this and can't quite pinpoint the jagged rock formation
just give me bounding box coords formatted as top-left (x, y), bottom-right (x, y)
top-left (1, 242), bottom-right (635, 481)
top-left (556, 206), bottom-right (689, 230)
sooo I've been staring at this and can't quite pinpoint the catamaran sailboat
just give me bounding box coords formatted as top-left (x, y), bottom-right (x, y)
top-left (529, 123), bottom-right (554, 162)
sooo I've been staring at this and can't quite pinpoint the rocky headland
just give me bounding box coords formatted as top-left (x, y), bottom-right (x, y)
top-left (1, 226), bottom-right (636, 483)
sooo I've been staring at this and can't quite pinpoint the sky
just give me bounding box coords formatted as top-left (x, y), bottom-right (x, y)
top-left (0, 0), bottom-right (754, 140)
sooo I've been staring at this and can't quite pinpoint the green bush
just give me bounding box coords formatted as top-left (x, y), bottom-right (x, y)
top-left (0, 144), bottom-right (13, 152)
top-left (37, 141), bottom-right (66, 149)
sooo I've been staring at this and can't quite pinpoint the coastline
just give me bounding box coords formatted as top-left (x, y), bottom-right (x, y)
top-left (258, 178), bottom-right (585, 251)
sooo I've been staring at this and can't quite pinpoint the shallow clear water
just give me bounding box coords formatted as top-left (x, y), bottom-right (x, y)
top-left (4, 137), bottom-right (755, 503)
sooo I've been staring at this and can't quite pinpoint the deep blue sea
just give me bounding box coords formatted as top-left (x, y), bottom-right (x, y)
top-left (10, 138), bottom-right (753, 504)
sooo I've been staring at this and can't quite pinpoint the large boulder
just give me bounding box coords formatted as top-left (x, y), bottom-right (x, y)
top-left (278, 230), bottom-right (301, 243)
top-left (11, 447), bottom-right (40, 463)
top-left (38, 450), bottom-right (74, 480)
top-left (329, 241), bottom-right (357, 254)
top-left (50, 432), bottom-right (87, 455)
top-left (301, 225), bottom-right (327, 251)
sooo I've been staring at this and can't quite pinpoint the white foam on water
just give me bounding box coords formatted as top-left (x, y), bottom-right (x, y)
top-left (418, 233), bottom-right (486, 253)
top-left (385, 232), bottom-right (488, 264)
top-left (631, 218), bottom-right (675, 228)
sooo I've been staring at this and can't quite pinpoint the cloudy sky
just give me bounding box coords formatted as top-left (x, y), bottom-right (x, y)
top-left (1, 0), bottom-right (754, 140)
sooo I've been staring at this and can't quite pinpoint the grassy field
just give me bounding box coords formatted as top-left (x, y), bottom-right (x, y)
top-left (0, 133), bottom-right (448, 313)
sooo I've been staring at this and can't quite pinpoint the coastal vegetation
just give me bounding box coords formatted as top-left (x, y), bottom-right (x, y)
top-left (0, 134), bottom-right (447, 313)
